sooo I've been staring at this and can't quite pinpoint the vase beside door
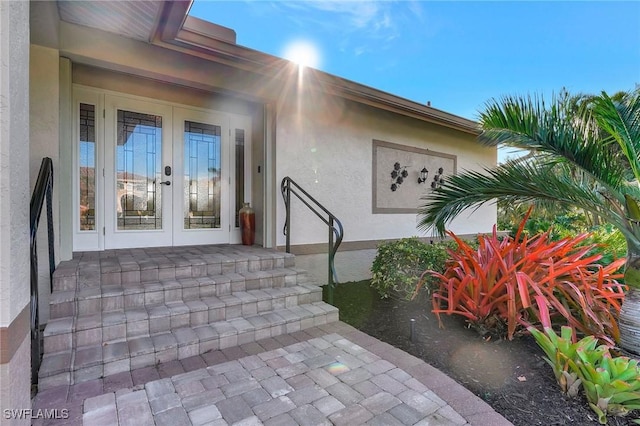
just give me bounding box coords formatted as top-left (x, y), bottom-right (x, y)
top-left (239, 203), bottom-right (255, 246)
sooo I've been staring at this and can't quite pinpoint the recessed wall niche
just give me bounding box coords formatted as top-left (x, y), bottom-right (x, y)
top-left (372, 139), bottom-right (457, 213)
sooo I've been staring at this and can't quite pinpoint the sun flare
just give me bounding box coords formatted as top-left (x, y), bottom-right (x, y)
top-left (283, 40), bottom-right (320, 69)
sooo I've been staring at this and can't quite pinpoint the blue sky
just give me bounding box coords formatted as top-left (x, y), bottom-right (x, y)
top-left (190, 1), bottom-right (639, 124)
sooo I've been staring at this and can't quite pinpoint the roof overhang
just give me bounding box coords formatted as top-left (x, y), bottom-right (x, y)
top-left (42, 0), bottom-right (480, 135)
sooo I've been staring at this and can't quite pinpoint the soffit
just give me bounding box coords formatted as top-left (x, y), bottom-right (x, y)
top-left (54, 1), bottom-right (480, 135)
top-left (57, 0), bottom-right (163, 42)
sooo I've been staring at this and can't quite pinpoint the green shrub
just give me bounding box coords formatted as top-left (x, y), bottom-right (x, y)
top-left (505, 211), bottom-right (588, 241)
top-left (502, 209), bottom-right (627, 271)
top-left (529, 324), bottom-right (640, 424)
top-left (370, 237), bottom-right (458, 300)
top-left (528, 325), bottom-right (596, 397)
top-left (584, 224), bottom-right (627, 268)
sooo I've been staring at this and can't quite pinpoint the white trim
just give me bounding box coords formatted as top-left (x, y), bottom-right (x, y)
top-left (263, 103), bottom-right (276, 248)
top-left (71, 85), bottom-right (253, 250)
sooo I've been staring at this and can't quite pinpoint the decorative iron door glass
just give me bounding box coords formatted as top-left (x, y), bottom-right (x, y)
top-left (87, 92), bottom-right (249, 249)
top-left (116, 109), bottom-right (164, 230)
top-left (79, 103), bottom-right (96, 231)
top-left (183, 120), bottom-right (222, 230)
top-left (170, 107), bottom-right (233, 246)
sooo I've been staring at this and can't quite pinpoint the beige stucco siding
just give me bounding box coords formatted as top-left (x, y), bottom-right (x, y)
top-left (0, 0), bottom-right (31, 420)
top-left (30, 45), bottom-right (61, 324)
top-left (275, 87), bottom-right (496, 247)
top-left (0, 333), bottom-right (30, 424)
top-left (0, 0), bottom-right (30, 329)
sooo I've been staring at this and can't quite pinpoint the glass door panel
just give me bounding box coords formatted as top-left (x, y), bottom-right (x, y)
top-left (183, 121), bottom-right (221, 230)
top-left (234, 129), bottom-right (245, 229)
top-left (173, 108), bottom-right (229, 245)
top-left (116, 110), bottom-right (163, 230)
top-left (104, 96), bottom-right (173, 249)
top-left (230, 115), bottom-right (252, 245)
top-left (99, 96), bottom-right (249, 248)
top-left (79, 103), bottom-right (96, 231)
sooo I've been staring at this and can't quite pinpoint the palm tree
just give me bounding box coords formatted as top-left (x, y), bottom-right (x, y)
top-left (418, 88), bottom-right (640, 354)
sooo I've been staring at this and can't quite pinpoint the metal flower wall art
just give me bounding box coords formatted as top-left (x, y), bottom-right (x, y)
top-left (390, 163), bottom-right (447, 192)
top-left (390, 162), bottom-right (408, 191)
top-left (431, 167), bottom-right (445, 189)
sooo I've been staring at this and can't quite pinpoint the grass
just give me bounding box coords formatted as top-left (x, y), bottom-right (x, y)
top-left (322, 280), bottom-right (376, 328)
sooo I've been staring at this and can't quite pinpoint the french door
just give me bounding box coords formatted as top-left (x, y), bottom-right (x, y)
top-left (172, 107), bottom-right (230, 246)
top-left (73, 89), bottom-right (251, 250)
top-left (104, 97), bottom-right (175, 248)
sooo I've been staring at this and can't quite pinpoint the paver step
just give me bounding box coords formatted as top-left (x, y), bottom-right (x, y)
top-left (49, 268), bottom-right (316, 320)
top-left (38, 302), bottom-right (339, 390)
top-left (44, 284), bottom-right (323, 353)
top-left (40, 246), bottom-right (341, 393)
top-left (52, 246), bottom-right (296, 292)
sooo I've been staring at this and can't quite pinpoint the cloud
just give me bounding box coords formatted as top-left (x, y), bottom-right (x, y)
top-left (268, 1), bottom-right (419, 55)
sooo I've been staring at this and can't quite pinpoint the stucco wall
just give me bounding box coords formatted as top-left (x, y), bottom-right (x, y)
top-left (0, 0), bottom-right (32, 421)
top-left (0, 335), bottom-right (30, 425)
top-left (30, 44), bottom-right (61, 324)
top-left (0, 0), bottom-right (30, 330)
top-left (275, 85), bottom-right (496, 248)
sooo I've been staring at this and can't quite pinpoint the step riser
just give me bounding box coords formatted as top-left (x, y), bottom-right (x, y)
top-left (45, 286), bottom-right (322, 352)
top-left (39, 304), bottom-right (339, 390)
top-left (52, 254), bottom-right (296, 292)
top-left (40, 247), bottom-right (338, 392)
top-left (49, 271), bottom-right (314, 320)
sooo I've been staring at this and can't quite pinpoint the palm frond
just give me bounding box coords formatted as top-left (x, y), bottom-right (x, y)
top-left (478, 92), bottom-right (627, 190)
top-left (591, 89), bottom-right (640, 183)
top-left (418, 161), bottom-right (633, 241)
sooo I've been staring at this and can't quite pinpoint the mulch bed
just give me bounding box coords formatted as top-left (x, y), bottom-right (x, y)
top-left (332, 283), bottom-right (639, 426)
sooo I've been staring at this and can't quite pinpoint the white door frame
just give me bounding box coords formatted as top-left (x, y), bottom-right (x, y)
top-left (104, 95), bottom-right (174, 249)
top-left (72, 87), bottom-right (253, 250)
top-left (172, 107), bottom-right (231, 246)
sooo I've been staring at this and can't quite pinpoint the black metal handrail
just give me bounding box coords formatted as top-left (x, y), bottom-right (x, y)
top-left (281, 177), bottom-right (343, 304)
top-left (30, 157), bottom-right (55, 387)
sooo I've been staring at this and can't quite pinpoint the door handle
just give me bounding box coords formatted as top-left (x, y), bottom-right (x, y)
top-left (159, 181), bottom-right (171, 186)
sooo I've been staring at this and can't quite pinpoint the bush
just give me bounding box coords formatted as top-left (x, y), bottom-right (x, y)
top-left (420, 212), bottom-right (627, 343)
top-left (512, 211), bottom-right (588, 241)
top-left (529, 322), bottom-right (640, 424)
top-left (370, 237), bottom-right (459, 300)
top-left (584, 224), bottom-right (627, 268)
top-left (501, 207), bottom-right (627, 270)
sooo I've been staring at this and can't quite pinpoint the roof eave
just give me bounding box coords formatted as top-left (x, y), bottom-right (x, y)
top-left (153, 1), bottom-right (481, 135)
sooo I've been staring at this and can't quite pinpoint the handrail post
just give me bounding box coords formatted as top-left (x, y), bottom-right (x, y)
top-left (285, 179), bottom-right (291, 253)
top-left (30, 157), bottom-right (56, 389)
top-left (30, 240), bottom-right (40, 386)
top-left (328, 218), bottom-right (334, 305)
top-left (46, 175), bottom-right (55, 287)
top-left (280, 176), bottom-right (343, 306)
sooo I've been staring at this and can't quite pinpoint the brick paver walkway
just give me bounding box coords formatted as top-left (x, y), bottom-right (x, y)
top-left (33, 322), bottom-right (512, 425)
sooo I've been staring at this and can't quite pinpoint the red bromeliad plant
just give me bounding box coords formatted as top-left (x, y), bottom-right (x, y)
top-left (416, 211), bottom-right (626, 344)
